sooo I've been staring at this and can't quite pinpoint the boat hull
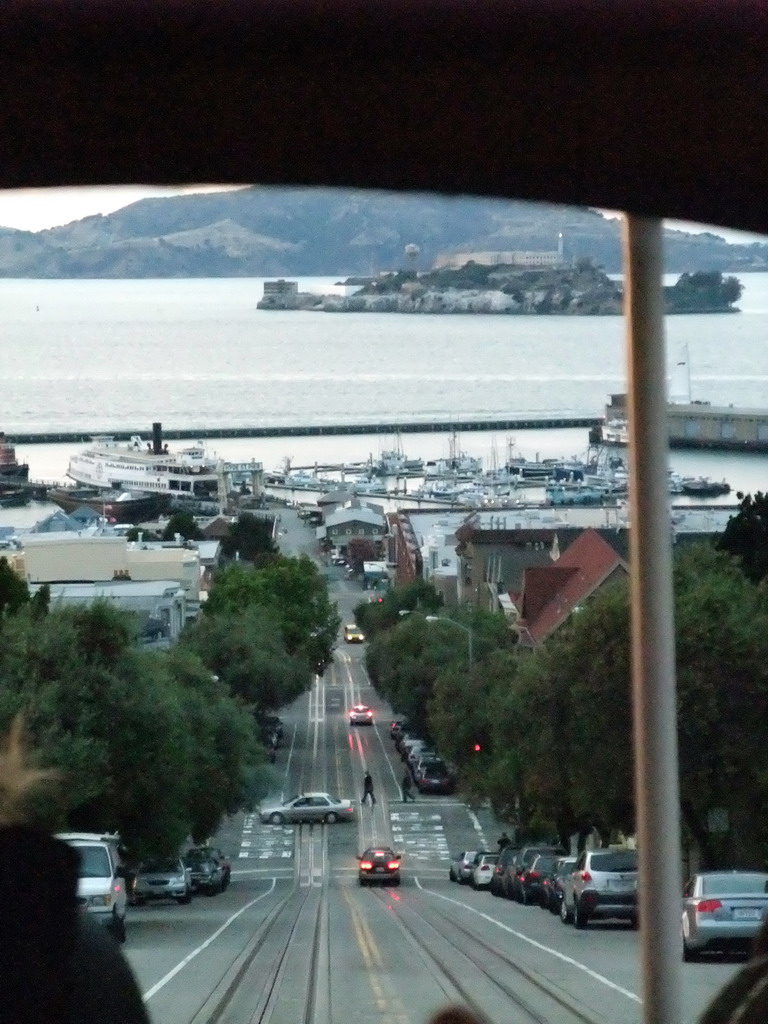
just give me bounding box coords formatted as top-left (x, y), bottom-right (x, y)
top-left (48, 488), bottom-right (171, 523)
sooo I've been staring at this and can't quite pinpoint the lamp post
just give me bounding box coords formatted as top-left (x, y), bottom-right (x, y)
top-left (425, 615), bottom-right (473, 674)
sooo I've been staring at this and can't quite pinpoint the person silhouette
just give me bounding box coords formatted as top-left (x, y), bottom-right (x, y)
top-left (361, 771), bottom-right (376, 806)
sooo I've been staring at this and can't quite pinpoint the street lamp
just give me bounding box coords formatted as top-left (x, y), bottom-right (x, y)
top-left (425, 615), bottom-right (473, 673)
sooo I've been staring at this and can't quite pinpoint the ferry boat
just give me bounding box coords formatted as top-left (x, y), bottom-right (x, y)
top-left (0, 433), bottom-right (29, 482)
top-left (48, 487), bottom-right (171, 523)
top-left (67, 427), bottom-right (221, 498)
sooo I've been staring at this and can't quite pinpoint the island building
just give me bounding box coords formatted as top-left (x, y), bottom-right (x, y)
top-left (433, 233), bottom-right (566, 270)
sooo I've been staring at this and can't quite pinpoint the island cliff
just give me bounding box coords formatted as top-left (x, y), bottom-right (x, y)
top-left (257, 263), bottom-right (743, 315)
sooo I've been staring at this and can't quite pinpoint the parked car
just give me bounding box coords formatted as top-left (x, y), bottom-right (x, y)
top-left (358, 846), bottom-right (402, 886)
top-left (471, 852), bottom-right (499, 890)
top-left (133, 856), bottom-right (191, 905)
top-left (406, 743), bottom-right (435, 769)
top-left (57, 832), bottom-right (128, 943)
top-left (414, 759), bottom-right (456, 795)
top-left (349, 704), bottom-right (374, 726)
top-left (498, 847), bottom-right (525, 899)
top-left (449, 850), bottom-right (477, 884)
top-left (542, 856), bottom-right (577, 914)
top-left (390, 718), bottom-right (409, 741)
top-left (519, 853), bottom-right (561, 906)
top-left (682, 871), bottom-right (768, 961)
top-left (401, 738), bottom-right (429, 763)
top-left (187, 845), bottom-right (231, 890)
top-left (509, 844), bottom-right (565, 902)
top-left (490, 846), bottom-right (519, 897)
top-left (561, 847), bottom-right (638, 928)
top-left (260, 792), bottom-right (356, 825)
top-left (183, 849), bottom-right (226, 895)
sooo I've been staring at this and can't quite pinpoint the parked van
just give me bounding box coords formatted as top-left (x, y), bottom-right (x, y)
top-left (57, 832), bottom-right (128, 942)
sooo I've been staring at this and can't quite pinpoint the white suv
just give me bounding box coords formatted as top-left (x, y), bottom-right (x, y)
top-left (57, 832), bottom-right (128, 943)
top-left (560, 847), bottom-right (638, 929)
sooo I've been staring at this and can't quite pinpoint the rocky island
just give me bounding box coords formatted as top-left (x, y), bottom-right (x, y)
top-left (257, 263), bottom-right (743, 315)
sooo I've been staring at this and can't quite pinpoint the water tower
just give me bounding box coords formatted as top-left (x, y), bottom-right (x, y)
top-left (404, 242), bottom-right (420, 272)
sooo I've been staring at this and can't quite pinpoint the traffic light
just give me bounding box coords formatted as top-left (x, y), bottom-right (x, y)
top-left (472, 742), bottom-right (482, 753)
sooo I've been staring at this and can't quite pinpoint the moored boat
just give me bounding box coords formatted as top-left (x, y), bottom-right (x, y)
top-left (680, 477), bottom-right (731, 497)
top-left (0, 488), bottom-right (30, 508)
top-left (48, 487), bottom-right (171, 523)
top-left (0, 433), bottom-right (29, 482)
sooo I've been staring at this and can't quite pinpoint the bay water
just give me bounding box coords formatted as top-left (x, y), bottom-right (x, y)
top-left (2, 273), bottom-right (768, 528)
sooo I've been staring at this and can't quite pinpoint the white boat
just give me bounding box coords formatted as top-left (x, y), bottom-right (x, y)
top-left (67, 432), bottom-right (221, 497)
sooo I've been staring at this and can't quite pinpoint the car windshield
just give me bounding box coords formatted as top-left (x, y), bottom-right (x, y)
top-left (76, 846), bottom-right (111, 878)
top-left (702, 874), bottom-right (768, 896)
top-left (590, 851), bottom-right (638, 872)
top-left (142, 858), bottom-right (181, 873)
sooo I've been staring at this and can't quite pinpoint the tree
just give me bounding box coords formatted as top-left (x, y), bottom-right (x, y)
top-left (220, 513), bottom-right (277, 562)
top-left (180, 605), bottom-right (309, 714)
top-left (0, 556), bottom-right (29, 620)
top-left (354, 578), bottom-right (443, 639)
top-left (161, 511), bottom-right (203, 541)
top-left (716, 491), bottom-right (768, 585)
top-left (346, 537), bottom-right (379, 574)
top-left (204, 557), bottom-right (340, 670)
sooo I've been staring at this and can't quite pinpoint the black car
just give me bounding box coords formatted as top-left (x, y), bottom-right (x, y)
top-left (358, 847), bottom-right (401, 887)
top-left (491, 846), bottom-right (520, 897)
top-left (509, 845), bottom-right (565, 901)
top-left (187, 845), bottom-right (231, 890)
top-left (519, 852), bottom-right (560, 906)
top-left (413, 759), bottom-right (456, 795)
top-left (183, 849), bottom-right (226, 895)
top-left (543, 856), bottom-right (577, 914)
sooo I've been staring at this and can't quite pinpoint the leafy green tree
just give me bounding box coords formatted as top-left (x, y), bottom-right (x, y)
top-left (181, 605), bottom-right (309, 714)
top-left (354, 578), bottom-right (442, 639)
top-left (205, 557), bottom-right (340, 670)
top-left (162, 511), bottom-right (203, 541)
top-left (221, 512), bottom-right (277, 562)
top-left (716, 491), bottom-right (768, 585)
top-left (0, 557), bottom-right (29, 620)
top-left (30, 583), bottom-right (50, 619)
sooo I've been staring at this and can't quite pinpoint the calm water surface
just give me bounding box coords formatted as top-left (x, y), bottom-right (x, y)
top-left (2, 274), bottom-right (768, 527)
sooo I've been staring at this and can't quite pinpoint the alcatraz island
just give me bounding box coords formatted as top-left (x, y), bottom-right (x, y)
top-left (258, 259), bottom-right (743, 316)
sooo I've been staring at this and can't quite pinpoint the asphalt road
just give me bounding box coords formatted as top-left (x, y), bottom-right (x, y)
top-left (123, 510), bottom-right (745, 1024)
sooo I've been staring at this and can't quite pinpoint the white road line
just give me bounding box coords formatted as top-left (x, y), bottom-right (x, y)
top-left (142, 879), bottom-right (277, 1002)
top-left (413, 879), bottom-right (641, 1005)
top-left (467, 810), bottom-right (488, 849)
top-left (281, 722), bottom-right (299, 802)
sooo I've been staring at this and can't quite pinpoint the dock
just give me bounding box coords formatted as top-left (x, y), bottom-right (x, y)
top-left (6, 415), bottom-right (599, 446)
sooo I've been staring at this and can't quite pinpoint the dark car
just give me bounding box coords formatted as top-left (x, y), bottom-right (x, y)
top-left (183, 849), bottom-right (226, 895)
top-left (509, 845), bottom-right (565, 902)
top-left (187, 845), bottom-right (231, 890)
top-left (414, 759), bottom-right (456, 795)
top-left (543, 856), bottom-right (577, 914)
top-left (358, 847), bottom-right (401, 887)
top-left (519, 852), bottom-right (560, 906)
top-left (491, 846), bottom-right (520, 898)
top-left (390, 718), bottom-right (409, 741)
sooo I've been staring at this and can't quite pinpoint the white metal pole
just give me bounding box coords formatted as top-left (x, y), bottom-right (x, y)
top-left (623, 215), bottom-right (683, 1024)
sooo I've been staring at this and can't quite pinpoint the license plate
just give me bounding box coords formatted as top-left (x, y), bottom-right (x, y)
top-left (734, 908), bottom-right (762, 920)
top-left (375, 866), bottom-right (385, 872)
top-left (607, 879), bottom-right (634, 891)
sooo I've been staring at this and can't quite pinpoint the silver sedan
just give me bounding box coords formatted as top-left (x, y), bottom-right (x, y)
top-left (682, 871), bottom-right (768, 960)
top-left (259, 792), bottom-right (356, 825)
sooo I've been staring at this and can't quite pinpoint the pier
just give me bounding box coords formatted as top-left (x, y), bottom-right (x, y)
top-left (6, 415), bottom-right (599, 446)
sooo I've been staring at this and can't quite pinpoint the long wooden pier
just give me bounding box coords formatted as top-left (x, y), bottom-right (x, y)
top-left (6, 416), bottom-right (599, 445)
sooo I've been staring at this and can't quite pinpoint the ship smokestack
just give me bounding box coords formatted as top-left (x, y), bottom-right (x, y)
top-left (152, 422), bottom-right (163, 455)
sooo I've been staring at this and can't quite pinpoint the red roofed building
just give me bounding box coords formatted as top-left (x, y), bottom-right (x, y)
top-left (512, 528), bottom-right (628, 647)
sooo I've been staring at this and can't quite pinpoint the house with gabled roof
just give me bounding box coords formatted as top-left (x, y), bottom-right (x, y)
top-left (512, 527), bottom-right (628, 648)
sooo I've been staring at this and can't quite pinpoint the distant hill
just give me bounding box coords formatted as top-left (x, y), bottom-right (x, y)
top-left (0, 186), bottom-right (766, 278)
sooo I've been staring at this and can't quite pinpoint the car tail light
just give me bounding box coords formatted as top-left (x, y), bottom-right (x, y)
top-left (528, 871), bottom-right (540, 880)
top-left (387, 861), bottom-right (400, 870)
top-left (697, 899), bottom-right (723, 914)
top-left (360, 861), bottom-right (373, 870)
top-left (580, 871), bottom-right (592, 882)
top-left (366, 711), bottom-right (373, 717)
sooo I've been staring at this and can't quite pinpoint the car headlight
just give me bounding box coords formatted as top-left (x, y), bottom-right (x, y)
top-left (88, 894), bottom-right (113, 907)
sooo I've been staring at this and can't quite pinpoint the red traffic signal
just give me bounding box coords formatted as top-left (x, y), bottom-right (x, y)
top-left (472, 743), bottom-right (482, 753)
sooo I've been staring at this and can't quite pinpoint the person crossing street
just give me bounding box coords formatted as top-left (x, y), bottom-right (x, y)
top-left (401, 770), bottom-right (416, 803)
top-left (361, 771), bottom-right (376, 806)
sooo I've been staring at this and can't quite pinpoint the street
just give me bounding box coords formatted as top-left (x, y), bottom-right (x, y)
top-left (123, 509), bottom-right (743, 1024)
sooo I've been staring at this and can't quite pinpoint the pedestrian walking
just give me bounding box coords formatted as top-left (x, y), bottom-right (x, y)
top-left (401, 771), bottom-right (416, 803)
top-left (361, 771), bottom-right (376, 806)
top-left (497, 831), bottom-right (511, 851)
